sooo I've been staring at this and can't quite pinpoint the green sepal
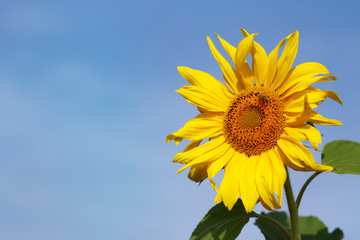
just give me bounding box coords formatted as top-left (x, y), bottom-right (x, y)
top-left (255, 212), bottom-right (343, 240)
top-left (190, 199), bottom-right (250, 240)
top-left (321, 140), bottom-right (360, 174)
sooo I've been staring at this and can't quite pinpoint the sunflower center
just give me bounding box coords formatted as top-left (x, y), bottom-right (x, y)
top-left (223, 87), bottom-right (285, 156)
top-left (238, 106), bottom-right (263, 129)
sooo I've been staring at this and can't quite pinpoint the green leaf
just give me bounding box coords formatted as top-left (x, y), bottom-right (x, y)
top-left (300, 216), bottom-right (343, 240)
top-left (254, 212), bottom-right (343, 240)
top-left (321, 140), bottom-right (360, 174)
top-left (254, 212), bottom-right (290, 240)
top-left (299, 216), bottom-right (326, 234)
top-left (303, 228), bottom-right (344, 240)
top-left (299, 215), bottom-right (325, 235)
top-left (190, 199), bottom-right (250, 240)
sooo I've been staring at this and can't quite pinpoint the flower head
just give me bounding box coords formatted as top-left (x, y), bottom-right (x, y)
top-left (167, 29), bottom-right (342, 213)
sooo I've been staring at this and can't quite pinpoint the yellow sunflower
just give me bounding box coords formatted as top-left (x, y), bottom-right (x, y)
top-left (167, 29), bottom-right (342, 213)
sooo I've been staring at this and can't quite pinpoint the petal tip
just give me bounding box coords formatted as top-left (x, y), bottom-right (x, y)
top-left (226, 202), bottom-right (235, 211)
top-left (166, 135), bottom-right (172, 144)
top-left (240, 28), bottom-right (249, 36)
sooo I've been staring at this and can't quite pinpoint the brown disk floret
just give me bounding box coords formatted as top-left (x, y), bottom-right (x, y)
top-left (223, 87), bottom-right (285, 156)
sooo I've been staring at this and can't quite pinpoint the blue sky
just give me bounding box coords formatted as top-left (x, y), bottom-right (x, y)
top-left (0, 0), bottom-right (359, 239)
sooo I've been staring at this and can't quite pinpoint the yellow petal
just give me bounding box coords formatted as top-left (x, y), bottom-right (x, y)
top-left (173, 137), bottom-right (183, 145)
top-left (209, 147), bottom-right (236, 204)
top-left (264, 34), bottom-right (289, 88)
top-left (281, 75), bottom-right (337, 99)
top-left (259, 197), bottom-right (273, 211)
top-left (238, 154), bottom-right (260, 213)
top-left (207, 145), bottom-right (236, 180)
top-left (308, 111), bottom-right (342, 126)
top-left (166, 113), bottom-right (223, 143)
top-left (177, 66), bottom-right (234, 100)
top-left (215, 152), bottom-right (261, 212)
top-left (239, 28), bottom-right (250, 37)
top-left (207, 36), bottom-right (239, 94)
top-left (176, 85), bottom-right (229, 112)
top-left (277, 62), bottom-right (329, 96)
top-left (285, 95), bottom-right (312, 127)
top-left (183, 140), bottom-right (202, 152)
top-left (277, 135), bottom-right (333, 172)
top-left (173, 136), bottom-right (225, 164)
top-left (188, 163), bottom-right (209, 182)
top-left (240, 29), bottom-right (268, 86)
top-left (176, 137), bottom-right (229, 172)
top-left (284, 125), bottom-right (321, 151)
top-left (284, 87), bottom-right (343, 113)
top-left (267, 149), bottom-right (286, 205)
top-left (235, 33), bottom-right (256, 89)
top-left (255, 152), bottom-right (284, 209)
top-left (214, 34), bottom-right (236, 64)
top-left (322, 90), bottom-right (343, 105)
top-left (270, 31), bottom-right (299, 91)
top-left (273, 145), bottom-right (305, 171)
top-left (252, 43), bottom-right (268, 86)
top-left (216, 153), bottom-right (243, 211)
top-left (210, 178), bottom-right (219, 194)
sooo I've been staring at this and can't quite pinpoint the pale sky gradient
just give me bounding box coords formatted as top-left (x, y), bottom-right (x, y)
top-left (0, 0), bottom-right (360, 239)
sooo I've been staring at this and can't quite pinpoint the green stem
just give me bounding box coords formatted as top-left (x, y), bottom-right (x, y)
top-left (295, 172), bottom-right (321, 209)
top-left (284, 167), bottom-right (300, 240)
top-left (250, 212), bottom-right (292, 240)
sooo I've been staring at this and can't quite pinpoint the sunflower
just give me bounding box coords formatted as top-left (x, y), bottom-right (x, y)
top-left (167, 29), bottom-right (342, 213)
